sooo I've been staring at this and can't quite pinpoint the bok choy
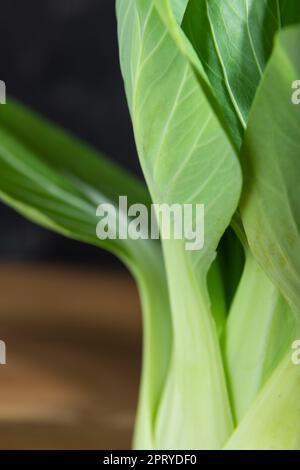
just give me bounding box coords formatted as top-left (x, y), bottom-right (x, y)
top-left (0, 0), bottom-right (299, 450)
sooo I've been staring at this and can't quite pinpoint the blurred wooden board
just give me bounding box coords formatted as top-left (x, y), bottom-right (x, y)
top-left (0, 263), bottom-right (142, 449)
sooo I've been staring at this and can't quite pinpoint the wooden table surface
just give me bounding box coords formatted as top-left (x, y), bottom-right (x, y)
top-left (0, 263), bottom-right (142, 449)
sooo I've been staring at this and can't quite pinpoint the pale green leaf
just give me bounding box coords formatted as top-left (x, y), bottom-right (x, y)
top-left (170, 0), bottom-right (189, 24)
top-left (224, 253), bottom-right (295, 423)
top-left (0, 98), bottom-right (172, 450)
top-left (224, 353), bottom-right (300, 450)
top-left (117, 0), bottom-right (242, 449)
top-left (240, 25), bottom-right (300, 317)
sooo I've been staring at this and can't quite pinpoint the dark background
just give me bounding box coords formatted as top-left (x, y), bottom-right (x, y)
top-left (0, 0), bottom-right (141, 266)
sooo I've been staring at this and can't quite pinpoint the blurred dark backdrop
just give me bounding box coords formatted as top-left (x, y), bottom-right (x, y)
top-left (0, 0), bottom-right (141, 266)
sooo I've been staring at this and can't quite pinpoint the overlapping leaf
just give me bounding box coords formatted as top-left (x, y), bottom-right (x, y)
top-left (240, 25), bottom-right (300, 316)
top-left (182, 0), bottom-right (300, 146)
top-left (0, 98), bottom-right (172, 450)
top-left (0, 99), bottom-right (151, 263)
top-left (117, 0), bottom-right (242, 449)
top-left (223, 25), bottom-right (300, 449)
top-left (170, 0), bottom-right (189, 24)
